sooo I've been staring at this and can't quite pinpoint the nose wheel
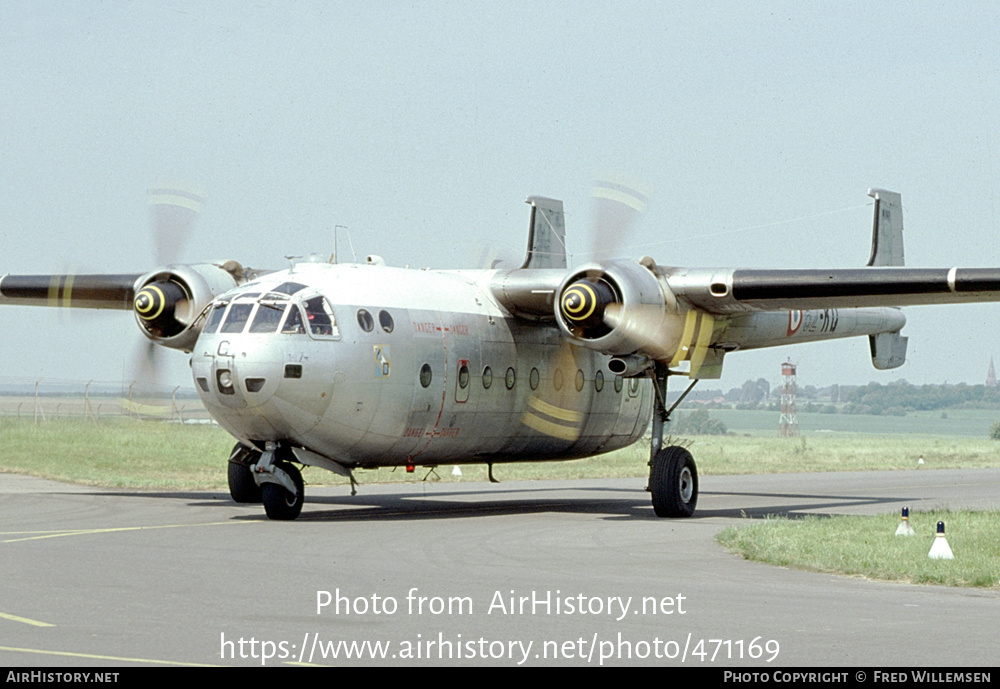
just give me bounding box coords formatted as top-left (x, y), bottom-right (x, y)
top-left (242, 441), bottom-right (306, 520)
top-left (261, 462), bottom-right (304, 520)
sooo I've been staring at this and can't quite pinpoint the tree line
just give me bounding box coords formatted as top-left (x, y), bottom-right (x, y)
top-left (675, 379), bottom-right (1000, 416)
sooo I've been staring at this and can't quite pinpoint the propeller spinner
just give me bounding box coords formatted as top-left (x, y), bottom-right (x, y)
top-left (559, 276), bottom-right (617, 338)
top-left (134, 280), bottom-right (191, 338)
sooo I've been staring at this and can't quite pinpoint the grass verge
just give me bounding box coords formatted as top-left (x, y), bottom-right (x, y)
top-left (716, 510), bottom-right (1000, 588)
top-left (1, 418), bottom-right (998, 490)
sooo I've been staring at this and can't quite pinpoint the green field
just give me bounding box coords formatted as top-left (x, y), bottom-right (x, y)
top-left (2, 412), bottom-right (998, 490)
top-left (683, 407), bottom-right (1000, 437)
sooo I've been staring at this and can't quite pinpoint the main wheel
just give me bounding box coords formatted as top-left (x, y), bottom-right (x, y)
top-left (649, 446), bottom-right (698, 518)
top-left (261, 463), bottom-right (304, 520)
top-left (228, 443), bottom-right (262, 503)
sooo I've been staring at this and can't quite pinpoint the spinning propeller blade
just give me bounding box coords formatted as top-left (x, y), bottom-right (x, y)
top-left (147, 183), bottom-right (204, 266)
top-left (126, 183), bottom-right (204, 389)
top-left (589, 172), bottom-right (651, 261)
top-left (525, 174), bottom-right (654, 442)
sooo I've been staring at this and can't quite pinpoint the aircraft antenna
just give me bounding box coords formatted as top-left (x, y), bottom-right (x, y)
top-left (331, 225), bottom-right (356, 264)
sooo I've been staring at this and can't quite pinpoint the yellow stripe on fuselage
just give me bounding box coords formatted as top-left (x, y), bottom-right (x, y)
top-left (527, 395), bottom-right (583, 422)
top-left (522, 412), bottom-right (581, 441)
top-left (522, 395), bottom-right (583, 440)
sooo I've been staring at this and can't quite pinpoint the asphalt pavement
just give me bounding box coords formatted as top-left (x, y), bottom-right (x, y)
top-left (1, 468), bottom-right (998, 667)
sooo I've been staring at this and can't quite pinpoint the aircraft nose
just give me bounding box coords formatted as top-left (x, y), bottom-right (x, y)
top-left (193, 338), bottom-right (284, 411)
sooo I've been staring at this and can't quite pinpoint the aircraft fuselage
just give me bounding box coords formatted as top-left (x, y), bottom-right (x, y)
top-left (191, 260), bottom-right (653, 471)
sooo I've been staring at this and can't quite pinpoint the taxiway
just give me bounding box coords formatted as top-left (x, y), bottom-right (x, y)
top-left (1, 469), bottom-right (998, 666)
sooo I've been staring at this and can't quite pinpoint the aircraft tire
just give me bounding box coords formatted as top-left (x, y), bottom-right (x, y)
top-left (227, 443), bottom-right (262, 503)
top-left (649, 446), bottom-right (698, 518)
top-left (261, 463), bottom-right (304, 520)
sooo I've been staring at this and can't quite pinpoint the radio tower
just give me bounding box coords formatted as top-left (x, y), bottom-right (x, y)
top-left (778, 360), bottom-right (799, 437)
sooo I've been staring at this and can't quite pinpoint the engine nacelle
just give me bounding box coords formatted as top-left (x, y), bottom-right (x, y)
top-left (555, 259), bottom-right (680, 357)
top-left (133, 261), bottom-right (244, 352)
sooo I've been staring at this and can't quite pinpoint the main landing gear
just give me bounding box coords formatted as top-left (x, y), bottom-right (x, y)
top-left (227, 441), bottom-right (304, 520)
top-left (646, 363), bottom-right (699, 518)
top-left (227, 443), bottom-right (262, 503)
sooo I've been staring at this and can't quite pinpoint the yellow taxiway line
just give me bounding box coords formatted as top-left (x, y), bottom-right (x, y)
top-left (0, 645), bottom-right (218, 666)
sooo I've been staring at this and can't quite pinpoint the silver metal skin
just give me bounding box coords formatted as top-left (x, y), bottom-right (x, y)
top-left (190, 262), bottom-right (652, 477)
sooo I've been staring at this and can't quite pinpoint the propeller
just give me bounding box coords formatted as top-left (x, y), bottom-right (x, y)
top-left (521, 174), bottom-right (655, 443)
top-left (519, 341), bottom-right (592, 441)
top-left (588, 172), bottom-right (651, 262)
top-left (147, 183), bottom-right (204, 266)
top-left (134, 279), bottom-right (194, 337)
top-left (127, 183), bottom-right (204, 392)
top-left (575, 177), bottom-right (719, 372)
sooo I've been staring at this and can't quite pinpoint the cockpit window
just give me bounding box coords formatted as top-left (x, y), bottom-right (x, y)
top-left (304, 296), bottom-right (339, 338)
top-left (203, 302), bottom-right (228, 334)
top-left (249, 302), bottom-right (287, 333)
top-left (220, 303), bottom-right (254, 333)
top-left (271, 281), bottom-right (308, 296)
top-left (282, 305), bottom-right (305, 334)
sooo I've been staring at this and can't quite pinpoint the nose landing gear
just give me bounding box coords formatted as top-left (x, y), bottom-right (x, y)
top-left (260, 461), bottom-right (304, 520)
top-left (227, 440), bottom-right (305, 520)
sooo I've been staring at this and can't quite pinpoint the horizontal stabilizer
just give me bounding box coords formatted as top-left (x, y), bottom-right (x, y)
top-left (870, 330), bottom-right (908, 370)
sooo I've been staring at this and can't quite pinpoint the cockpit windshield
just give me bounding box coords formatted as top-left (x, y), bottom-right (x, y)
top-left (220, 303), bottom-right (254, 333)
top-left (249, 302), bottom-right (287, 333)
top-left (199, 287), bottom-right (339, 340)
top-left (203, 302), bottom-right (228, 334)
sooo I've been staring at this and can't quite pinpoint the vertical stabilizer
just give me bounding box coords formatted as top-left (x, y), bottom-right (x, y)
top-left (867, 188), bottom-right (905, 267)
top-left (521, 196), bottom-right (567, 270)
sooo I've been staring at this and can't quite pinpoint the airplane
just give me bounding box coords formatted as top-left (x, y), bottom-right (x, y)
top-left (3, 185), bottom-right (1000, 520)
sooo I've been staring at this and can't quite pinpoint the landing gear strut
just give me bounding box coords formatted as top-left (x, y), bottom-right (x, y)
top-left (246, 441), bottom-right (305, 520)
top-left (646, 363), bottom-right (699, 518)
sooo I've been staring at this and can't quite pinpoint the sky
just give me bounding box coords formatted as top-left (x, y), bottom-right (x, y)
top-left (2, 1), bottom-right (1000, 393)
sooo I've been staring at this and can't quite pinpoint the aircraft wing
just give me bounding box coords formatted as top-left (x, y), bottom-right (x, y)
top-left (663, 266), bottom-right (1000, 315)
top-left (493, 261), bottom-right (1000, 380)
top-left (0, 262), bottom-right (249, 353)
top-left (0, 274), bottom-right (141, 310)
